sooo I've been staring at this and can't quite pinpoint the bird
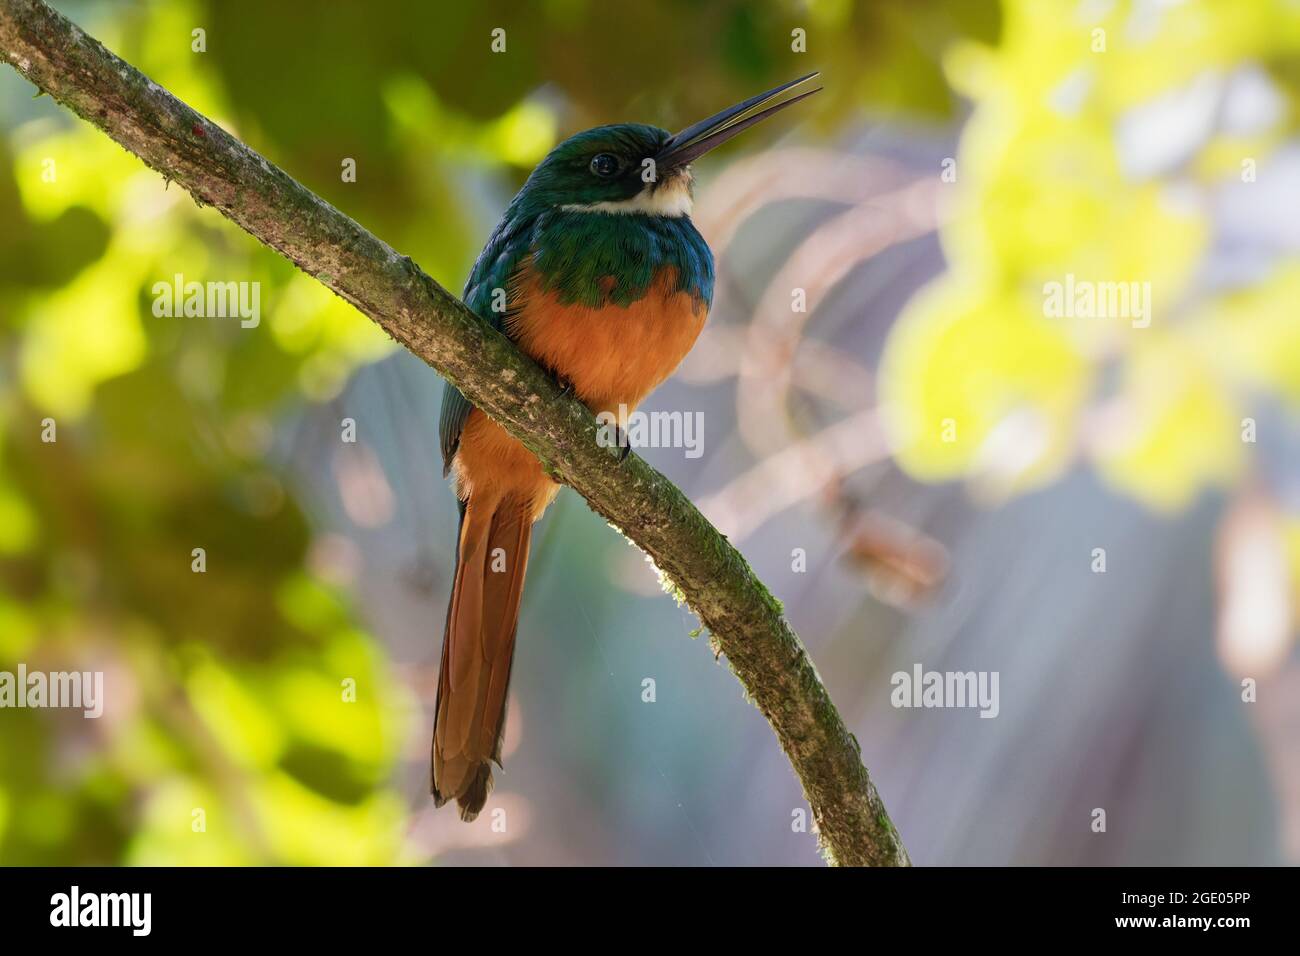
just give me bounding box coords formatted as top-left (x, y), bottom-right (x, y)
top-left (432, 73), bottom-right (821, 820)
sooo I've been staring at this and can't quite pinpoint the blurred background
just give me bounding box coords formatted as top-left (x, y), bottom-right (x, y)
top-left (1, 0), bottom-right (1298, 865)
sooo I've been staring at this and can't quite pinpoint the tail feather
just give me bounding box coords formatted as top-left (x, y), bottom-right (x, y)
top-left (478, 504), bottom-right (531, 760)
top-left (432, 494), bottom-right (532, 821)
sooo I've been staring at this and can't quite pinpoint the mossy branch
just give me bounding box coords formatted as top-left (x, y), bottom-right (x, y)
top-left (0, 0), bottom-right (909, 866)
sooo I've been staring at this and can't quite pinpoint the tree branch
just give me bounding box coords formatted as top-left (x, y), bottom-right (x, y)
top-left (0, 0), bottom-right (909, 866)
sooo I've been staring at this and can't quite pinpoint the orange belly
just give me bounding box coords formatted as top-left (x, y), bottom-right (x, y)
top-left (453, 265), bottom-right (708, 519)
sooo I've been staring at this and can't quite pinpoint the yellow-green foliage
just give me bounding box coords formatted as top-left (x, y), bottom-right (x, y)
top-left (881, 0), bottom-right (1300, 511)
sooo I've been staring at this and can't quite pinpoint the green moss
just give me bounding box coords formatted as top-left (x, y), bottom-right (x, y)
top-left (752, 575), bottom-right (785, 616)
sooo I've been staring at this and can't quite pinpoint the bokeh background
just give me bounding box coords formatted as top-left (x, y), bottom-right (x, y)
top-left (2, 0), bottom-right (1299, 865)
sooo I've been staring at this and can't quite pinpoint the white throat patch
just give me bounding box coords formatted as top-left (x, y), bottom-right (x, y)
top-left (561, 175), bottom-right (693, 218)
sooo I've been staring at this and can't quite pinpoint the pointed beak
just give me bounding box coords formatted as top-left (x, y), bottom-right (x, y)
top-left (656, 72), bottom-right (821, 172)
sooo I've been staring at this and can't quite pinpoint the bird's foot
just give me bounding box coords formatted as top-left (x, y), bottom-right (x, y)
top-left (598, 423), bottom-right (635, 463)
top-left (615, 425), bottom-right (633, 463)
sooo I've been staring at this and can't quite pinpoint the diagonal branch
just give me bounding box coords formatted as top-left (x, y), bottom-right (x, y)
top-left (0, 0), bottom-right (909, 866)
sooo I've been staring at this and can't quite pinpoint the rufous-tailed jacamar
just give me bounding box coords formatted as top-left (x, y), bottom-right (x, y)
top-left (432, 73), bottom-right (821, 819)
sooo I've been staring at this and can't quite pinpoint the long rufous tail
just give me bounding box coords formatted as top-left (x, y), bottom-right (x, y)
top-left (431, 493), bottom-right (532, 821)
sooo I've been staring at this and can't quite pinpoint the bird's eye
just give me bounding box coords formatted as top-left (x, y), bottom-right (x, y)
top-left (589, 153), bottom-right (619, 177)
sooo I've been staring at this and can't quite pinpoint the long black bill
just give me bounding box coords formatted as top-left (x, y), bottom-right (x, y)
top-left (657, 72), bottom-right (821, 171)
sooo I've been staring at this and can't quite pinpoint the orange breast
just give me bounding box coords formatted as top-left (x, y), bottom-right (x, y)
top-left (508, 265), bottom-right (709, 415)
top-left (453, 264), bottom-right (708, 519)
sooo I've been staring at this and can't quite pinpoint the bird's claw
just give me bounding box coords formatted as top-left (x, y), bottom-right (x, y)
top-left (600, 424), bottom-right (634, 463)
top-left (611, 424), bottom-right (634, 462)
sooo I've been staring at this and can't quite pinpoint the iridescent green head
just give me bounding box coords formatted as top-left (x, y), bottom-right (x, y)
top-left (513, 72), bottom-right (822, 218)
top-left (520, 124), bottom-right (674, 211)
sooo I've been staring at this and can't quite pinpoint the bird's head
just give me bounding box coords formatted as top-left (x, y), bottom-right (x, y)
top-left (518, 72), bottom-right (820, 218)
